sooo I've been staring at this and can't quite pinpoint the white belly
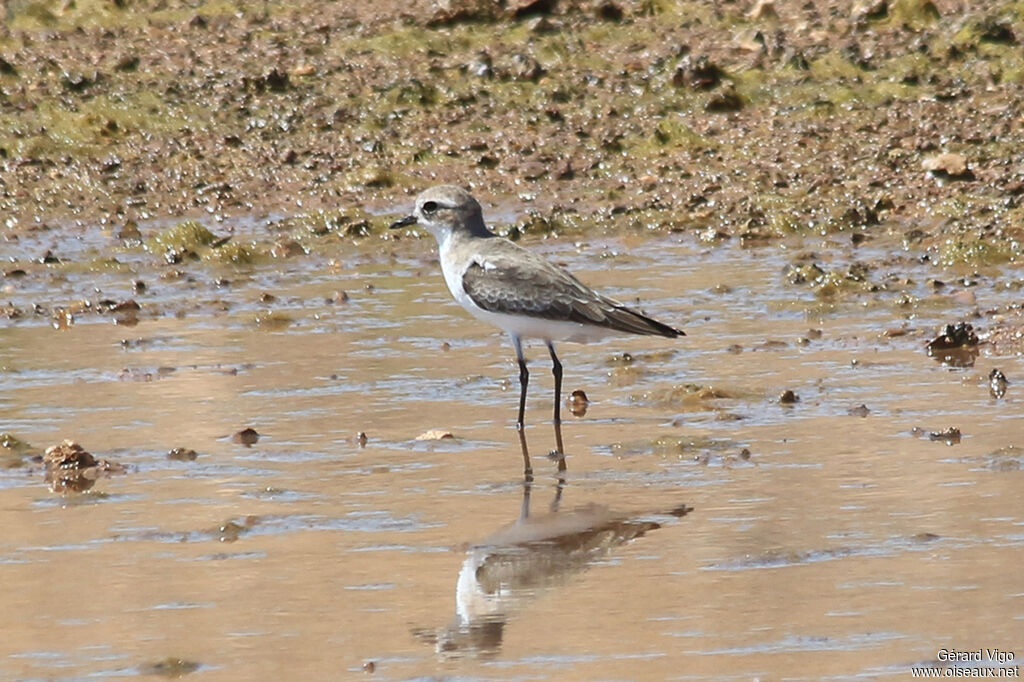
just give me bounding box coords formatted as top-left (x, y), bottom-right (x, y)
top-left (460, 305), bottom-right (614, 342)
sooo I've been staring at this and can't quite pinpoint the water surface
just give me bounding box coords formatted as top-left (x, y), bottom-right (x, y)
top-left (2, 223), bottom-right (1022, 680)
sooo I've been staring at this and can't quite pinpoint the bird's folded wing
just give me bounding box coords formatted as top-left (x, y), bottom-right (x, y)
top-left (462, 252), bottom-right (681, 337)
top-left (462, 254), bottom-right (602, 322)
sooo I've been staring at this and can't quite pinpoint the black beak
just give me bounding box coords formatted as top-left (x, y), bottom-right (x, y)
top-left (389, 214), bottom-right (417, 229)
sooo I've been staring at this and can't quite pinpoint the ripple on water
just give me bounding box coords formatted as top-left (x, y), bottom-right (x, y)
top-left (697, 631), bottom-right (907, 656)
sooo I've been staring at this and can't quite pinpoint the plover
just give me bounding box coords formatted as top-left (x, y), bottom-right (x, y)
top-left (390, 185), bottom-right (683, 452)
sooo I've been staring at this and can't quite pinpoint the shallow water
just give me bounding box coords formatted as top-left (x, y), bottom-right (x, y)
top-left (2, 221), bottom-right (1023, 680)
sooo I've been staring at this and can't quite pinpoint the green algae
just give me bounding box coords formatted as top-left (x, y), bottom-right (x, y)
top-left (1, 432), bottom-right (39, 468)
top-left (207, 241), bottom-right (266, 265)
top-left (784, 260), bottom-right (881, 300)
top-left (0, 92), bottom-right (191, 158)
top-left (147, 220), bottom-right (217, 252)
top-left (144, 220), bottom-right (273, 265)
top-left (888, 0), bottom-right (942, 29)
top-left (266, 207), bottom-right (383, 246)
top-left (937, 236), bottom-right (1022, 267)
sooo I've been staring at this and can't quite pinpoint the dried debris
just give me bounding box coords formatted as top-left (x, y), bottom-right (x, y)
top-left (416, 429), bottom-right (455, 441)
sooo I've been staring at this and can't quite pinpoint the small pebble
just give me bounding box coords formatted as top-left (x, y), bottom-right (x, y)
top-left (232, 427), bottom-right (260, 446)
top-left (167, 447), bottom-right (198, 461)
top-left (778, 389), bottom-right (800, 404)
top-left (569, 389), bottom-right (590, 417)
top-left (989, 368), bottom-right (1008, 399)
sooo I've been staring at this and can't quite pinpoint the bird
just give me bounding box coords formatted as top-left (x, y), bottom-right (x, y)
top-left (390, 185), bottom-right (683, 454)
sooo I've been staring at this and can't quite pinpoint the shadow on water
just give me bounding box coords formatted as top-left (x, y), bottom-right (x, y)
top-left (413, 429), bottom-right (693, 659)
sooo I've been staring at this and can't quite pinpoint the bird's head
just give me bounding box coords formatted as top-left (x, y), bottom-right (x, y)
top-left (390, 185), bottom-right (489, 243)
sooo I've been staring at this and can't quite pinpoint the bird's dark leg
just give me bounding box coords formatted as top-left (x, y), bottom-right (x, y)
top-left (546, 342), bottom-right (566, 460)
top-left (547, 341), bottom-right (562, 426)
top-left (512, 335), bottom-right (528, 431)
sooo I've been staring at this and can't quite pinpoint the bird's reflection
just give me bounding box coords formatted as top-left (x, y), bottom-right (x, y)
top-left (414, 430), bottom-right (693, 659)
top-left (521, 418), bottom-right (567, 480)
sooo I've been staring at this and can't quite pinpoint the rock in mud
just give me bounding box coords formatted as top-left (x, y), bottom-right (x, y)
top-left (43, 440), bottom-right (125, 493)
top-left (167, 447), bottom-right (198, 461)
top-left (672, 54), bottom-right (723, 90)
top-left (218, 520), bottom-right (248, 543)
top-left (100, 298), bottom-right (141, 315)
top-left (328, 290), bottom-right (350, 304)
top-left (922, 152), bottom-right (974, 180)
top-left (989, 368), bottom-right (1008, 398)
top-left (912, 426), bottom-right (962, 446)
top-left (778, 389), bottom-right (800, 404)
top-left (569, 389), bottom-right (590, 417)
top-left (216, 515), bottom-right (259, 542)
top-left (232, 428), bottom-right (260, 446)
top-left (926, 322), bottom-right (980, 366)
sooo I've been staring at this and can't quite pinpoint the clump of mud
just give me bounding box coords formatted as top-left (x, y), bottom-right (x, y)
top-left (43, 440), bottom-right (125, 493)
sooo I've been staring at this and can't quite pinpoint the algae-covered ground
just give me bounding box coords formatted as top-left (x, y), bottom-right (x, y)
top-left (1, 0), bottom-right (1023, 265)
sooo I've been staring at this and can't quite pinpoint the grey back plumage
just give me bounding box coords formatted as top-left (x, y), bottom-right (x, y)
top-left (461, 239), bottom-right (683, 338)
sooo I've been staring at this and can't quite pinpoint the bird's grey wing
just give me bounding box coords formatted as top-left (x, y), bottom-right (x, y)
top-left (462, 248), bottom-right (682, 337)
top-left (462, 254), bottom-right (598, 322)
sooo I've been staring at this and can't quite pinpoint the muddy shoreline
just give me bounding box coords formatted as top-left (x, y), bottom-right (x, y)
top-left (2, 0), bottom-right (1022, 268)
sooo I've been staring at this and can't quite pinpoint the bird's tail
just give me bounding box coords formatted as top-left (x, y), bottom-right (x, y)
top-left (606, 304), bottom-right (684, 338)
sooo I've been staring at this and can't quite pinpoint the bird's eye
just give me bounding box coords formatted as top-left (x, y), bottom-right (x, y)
top-left (422, 201), bottom-right (438, 214)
